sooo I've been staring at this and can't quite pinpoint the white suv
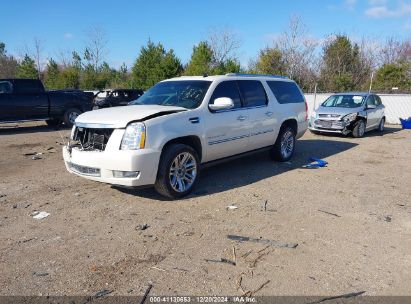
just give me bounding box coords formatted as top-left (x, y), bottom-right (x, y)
top-left (63, 74), bottom-right (308, 198)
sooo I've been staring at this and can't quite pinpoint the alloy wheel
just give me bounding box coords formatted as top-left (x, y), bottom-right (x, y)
top-left (169, 152), bottom-right (197, 193)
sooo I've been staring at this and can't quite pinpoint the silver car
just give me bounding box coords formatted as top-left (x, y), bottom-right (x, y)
top-left (309, 93), bottom-right (385, 138)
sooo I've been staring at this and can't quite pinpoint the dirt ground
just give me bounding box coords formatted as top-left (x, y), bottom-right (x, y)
top-left (0, 122), bottom-right (410, 297)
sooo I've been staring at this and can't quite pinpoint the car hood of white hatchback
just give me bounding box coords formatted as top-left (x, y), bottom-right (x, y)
top-left (75, 105), bottom-right (187, 128)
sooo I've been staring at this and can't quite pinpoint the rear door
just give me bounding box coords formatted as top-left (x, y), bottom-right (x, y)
top-left (0, 80), bottom-right (16, 121)
top-left (237, 80), bottom-right (276, 149)
top-left (203, 80), bottom-right (250, 162)
top-left (13, 79), bottom-right (49, 119)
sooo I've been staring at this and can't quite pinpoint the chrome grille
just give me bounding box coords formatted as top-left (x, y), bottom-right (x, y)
top-left (67, 162), bottom-right (101, 177)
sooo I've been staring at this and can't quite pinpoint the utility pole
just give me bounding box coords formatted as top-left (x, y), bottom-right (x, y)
top-left (369, 71), bottom-right (374, 93)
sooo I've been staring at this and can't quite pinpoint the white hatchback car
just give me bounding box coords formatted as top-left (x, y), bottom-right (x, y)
top-left (63, 74), bottom-right (308, 198)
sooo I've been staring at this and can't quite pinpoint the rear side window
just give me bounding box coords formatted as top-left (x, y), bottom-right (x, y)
top-left (375, 95), bottom-right (382, 106)
top-left (267, 81), bottom-right (304, 104)
top-left (237, 80), bottom-right (267, 107)
top-left (0, 81), bottom-right (13, 93)
top-left (13, 79), bottom-right (44, 94)
top-left (210, 81), bottom-right (242, 109)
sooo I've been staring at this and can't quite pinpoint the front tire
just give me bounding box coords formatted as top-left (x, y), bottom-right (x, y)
top-left (63, 108), bottom-right (82, 127)
top-left (154, 144), bottom-right (200, 199)
top-left (352, 120), bottom-right (366, 138)
top-left (270, 125), bottom-right (296, 162)
top-left (378, 117), bottom-right (385, 133)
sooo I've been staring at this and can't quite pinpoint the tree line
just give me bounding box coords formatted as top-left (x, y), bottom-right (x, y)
top-left (1, 18), bottom-right (410, 93)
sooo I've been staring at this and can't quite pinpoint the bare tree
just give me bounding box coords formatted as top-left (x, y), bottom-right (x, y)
top-left (378, 36), bottom-right (411, 66)
top-left (32, 38), bottom-right (44, 79)
top-left (85, 26), bottom-right (108, 71)
top-left (207, 27), bottom-right (242, 67)
top-left (274, 15), bottom-right (319, 90)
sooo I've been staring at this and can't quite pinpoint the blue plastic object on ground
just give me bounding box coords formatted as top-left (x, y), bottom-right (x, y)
top-left (400, 117), bottom-right (411, 129)
top-left (303, 157), bottom-right (329, 169)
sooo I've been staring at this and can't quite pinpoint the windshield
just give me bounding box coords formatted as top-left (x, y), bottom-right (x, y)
top-left (129, 80), bottom-right (211, 109)
top-left (322, 95), bottom-right (365, 108)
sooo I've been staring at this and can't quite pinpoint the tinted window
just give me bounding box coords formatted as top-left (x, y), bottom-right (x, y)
top-left (210, 81), bottom-right (242, 109)
top-left (237, 80), bottom-right (267, 107)
top-left (14, 79), bottom-right (44, 94)
top-left (130, 80), bottom-right (211, 109)
top-left (366, 95), bottom-right (377, 106)
top-left (0, 81), bottom-right (13, 93)
top-left (267, 81), bottom-right (304, 104)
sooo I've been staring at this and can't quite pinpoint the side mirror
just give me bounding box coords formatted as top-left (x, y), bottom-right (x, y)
top-left (366, 104), bottom-right (376, 110)
top-left (209, 97), bottom-right (235, 111)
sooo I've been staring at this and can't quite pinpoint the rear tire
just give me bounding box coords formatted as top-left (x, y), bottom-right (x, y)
top-left (63, 108), bottom-right (82, 127)
top-left (352, 120), bottom-right (366, 138)
top-left (154, 144), bottom-right (200, 199)
top-left (270, 125), bottom-right (296, 162)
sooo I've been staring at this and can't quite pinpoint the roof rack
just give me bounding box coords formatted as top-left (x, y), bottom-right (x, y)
top-left (225, 73), bottom-right (288, 79)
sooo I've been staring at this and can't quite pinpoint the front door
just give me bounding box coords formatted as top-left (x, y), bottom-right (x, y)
top-left (203, 80), bottom-right (250, 162)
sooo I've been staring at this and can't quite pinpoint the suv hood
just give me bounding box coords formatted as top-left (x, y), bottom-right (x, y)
top-left (75, 105), bottom-right (187, 128)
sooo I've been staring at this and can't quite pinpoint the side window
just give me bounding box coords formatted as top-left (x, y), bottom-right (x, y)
top-left (14, 80), bottom-right (43, 94)
top-left (267, 81), bottom-right (305, 104)
top-left (0, 81), bottom-right (13, 94)
top-left (366, 95), bottom-right (376, 106)
top-left (237, 80), bottom-right (267, 107)
top-left (375, 95), bottom-right (382, 106)
top-left (210, 81), bottom-right (242, 109)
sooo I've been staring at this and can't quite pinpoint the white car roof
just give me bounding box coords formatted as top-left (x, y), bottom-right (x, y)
top-left (166, 74), bottom-right (294, 83)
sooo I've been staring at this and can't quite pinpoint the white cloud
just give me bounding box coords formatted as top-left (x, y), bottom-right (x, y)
top-left (64, 33), bottom-right (74, 39)
top-left (365, 1), bottom-right (411, 18)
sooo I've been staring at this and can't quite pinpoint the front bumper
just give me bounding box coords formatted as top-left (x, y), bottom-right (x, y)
top-left (63, 146), bottom-right (161, 187)
top-left (308, 118), bottom-right (352, 134)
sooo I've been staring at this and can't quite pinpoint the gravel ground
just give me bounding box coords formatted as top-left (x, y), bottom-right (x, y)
top-left (0, 122), bottom-right (410, 297)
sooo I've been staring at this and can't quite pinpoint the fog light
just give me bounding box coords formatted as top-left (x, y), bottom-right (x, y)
top-left (112, 170), bottom-right (139, 178)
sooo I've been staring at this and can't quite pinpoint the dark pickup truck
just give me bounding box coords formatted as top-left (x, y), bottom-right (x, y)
top-left (0, 79), bottom-right (94, 127)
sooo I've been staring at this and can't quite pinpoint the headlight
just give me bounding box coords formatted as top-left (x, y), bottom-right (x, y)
top-left (342, 113), bottom-right (357, 122)
top-left (120, 122), bottom-right (146, 150)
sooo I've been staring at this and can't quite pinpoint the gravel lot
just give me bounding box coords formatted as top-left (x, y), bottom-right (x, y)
top-left (0, 122), bottom-right (410, 297)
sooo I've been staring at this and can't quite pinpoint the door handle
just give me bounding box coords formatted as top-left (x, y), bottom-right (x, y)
top-left (265, 111), bottom-right (273, 117)
top-left (237, 115), bottom-right (247, 121)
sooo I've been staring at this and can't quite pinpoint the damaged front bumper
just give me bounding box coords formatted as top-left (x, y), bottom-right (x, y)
top-left (308, 118), bottom-right (353, 135)
top-left (62, 144), bottom-right (161, 187)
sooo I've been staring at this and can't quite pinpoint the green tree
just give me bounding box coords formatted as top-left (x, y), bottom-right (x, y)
top-left (252, 48), bottom-right (287, 75)
top-left (185, 41), bottom-right (213, 76)
top-left (373, 62), bottom-right (411, 93)
top-left (44, 58), bottom-right (61, 89)
top-left (319, 35), bottom-right (362, 91)
top-left (0, 42), bottom-right (18, 78)
top-left (16, 54), bottom-right (38, 79)
top-left (131, 40), bottom-right (182, 90)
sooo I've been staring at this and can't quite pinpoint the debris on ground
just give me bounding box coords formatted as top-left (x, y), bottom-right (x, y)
top-left (227, 234), bottom-right (298, 248)
top-left (13, 202), bottom-right (31, 209)
top-left (136, 224), bottom-right (149, 230)
top-left (0, 194), bottom-right (6, 198)
top-left (262, 200), bottom-right (268, 211)
top-left (384, 215), bottom-right (392, 222)
top-left (205, 258), bottom-right (236, 266)
top-left (33, 272), bottom-right (49, 277)
top-left (318, 209), bottom-right (341, 218)
top-left (140, 284), bottom-right (153, 304)
top-left (31, 211), bottom-right (50, 220)
top-left (31, 155), bottom-right (42, 160)
top-left (303, 157), bottom-right (328, 169)
top-left (94, 289), bottom-right (112, 298)
top-left (226, 205), bottom-right (238, 210)
top-left (307, 291), bottom-right (366, 304)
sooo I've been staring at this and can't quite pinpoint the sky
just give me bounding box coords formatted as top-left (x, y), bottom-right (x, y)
top-left (0, 0), bottom-right (410, 68)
